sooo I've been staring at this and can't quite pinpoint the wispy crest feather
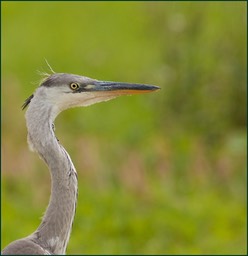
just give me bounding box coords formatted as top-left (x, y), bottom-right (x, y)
top-left (23, 60), bottom-right (56, 110)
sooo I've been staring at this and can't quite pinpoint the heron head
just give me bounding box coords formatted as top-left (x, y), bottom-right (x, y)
top-left (23, 73), bottom-right (160, 113)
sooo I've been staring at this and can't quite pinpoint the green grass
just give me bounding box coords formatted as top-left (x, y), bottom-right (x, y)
top-left (1, 1), bottom-right (247, 254)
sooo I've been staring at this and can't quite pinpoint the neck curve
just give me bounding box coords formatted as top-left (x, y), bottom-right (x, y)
top-left (25, 96), bottom-right (78, 254)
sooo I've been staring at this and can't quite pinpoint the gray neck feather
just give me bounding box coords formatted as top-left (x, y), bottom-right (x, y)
top-left (25, 92), bottom-right (78, 255)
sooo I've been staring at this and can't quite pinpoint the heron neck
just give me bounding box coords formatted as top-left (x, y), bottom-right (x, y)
top-left (25, 103), bottom-right (78, 255)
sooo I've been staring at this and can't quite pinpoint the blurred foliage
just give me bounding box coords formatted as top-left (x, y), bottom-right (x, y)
top-left (1, 1), bottom-right (247, 254)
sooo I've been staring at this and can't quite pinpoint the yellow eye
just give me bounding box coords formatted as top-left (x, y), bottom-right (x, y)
top-left (70, 82), bottom-right (80, 90)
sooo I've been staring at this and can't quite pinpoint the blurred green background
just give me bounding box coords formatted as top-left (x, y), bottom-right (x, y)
top-left (1, 1), bottom-right (247, 254)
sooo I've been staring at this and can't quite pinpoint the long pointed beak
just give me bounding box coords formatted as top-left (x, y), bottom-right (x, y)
top-left (84, 80), bottom-right (160, 95)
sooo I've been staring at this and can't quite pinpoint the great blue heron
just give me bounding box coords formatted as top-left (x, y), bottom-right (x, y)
top-left (2, 72), bottom-right (159, 255)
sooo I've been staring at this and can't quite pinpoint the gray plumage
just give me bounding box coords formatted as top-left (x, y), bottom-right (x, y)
top-left (2, 72), bottom-right (159, 255)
